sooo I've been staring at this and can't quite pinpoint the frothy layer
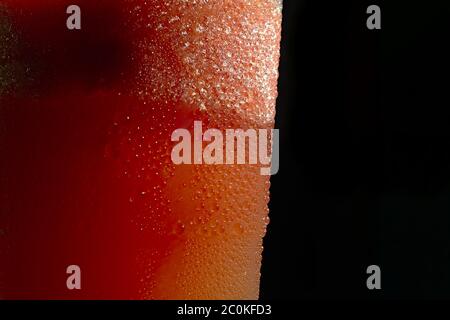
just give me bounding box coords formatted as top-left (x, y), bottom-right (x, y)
top-left (126, 0), bottom-right (282, 127)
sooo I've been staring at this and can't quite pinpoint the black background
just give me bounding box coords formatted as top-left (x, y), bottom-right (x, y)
top-left (261, 0), bottom-right (450, 299)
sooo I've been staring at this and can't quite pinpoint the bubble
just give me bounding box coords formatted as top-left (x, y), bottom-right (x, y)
top-left (105, 0), bottom-right (281, 300)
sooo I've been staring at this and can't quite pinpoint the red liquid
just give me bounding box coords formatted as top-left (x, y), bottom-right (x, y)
top-left (0, 0), bottom-right (281, 299)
